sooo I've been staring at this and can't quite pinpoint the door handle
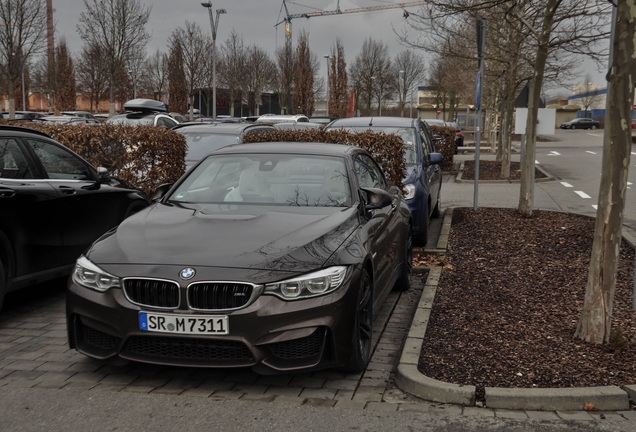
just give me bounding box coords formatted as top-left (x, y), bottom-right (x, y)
top-left (59, 186), bottom-right (76, 195)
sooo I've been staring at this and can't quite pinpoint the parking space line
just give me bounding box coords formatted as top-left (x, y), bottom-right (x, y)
top-left (575, 191), bottom-right (592, 199)
top-left (560, 182), bottom-right (573, 188)
top-left (586, 151), bottom-right (596, 155)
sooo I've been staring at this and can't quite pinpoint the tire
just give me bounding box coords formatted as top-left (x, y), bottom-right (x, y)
top-left (0, 259), bottom-right (5, 312)
top-left (591, 125), bottom-right (597, 130)
top-left (431, 191), bottom-right (441, 219)
top-left (394, 230), bottom-right (413, 292)
top-left (414, 211), bottom-right (429, 246)
top-left (343, 269), bottom-right (373, 373)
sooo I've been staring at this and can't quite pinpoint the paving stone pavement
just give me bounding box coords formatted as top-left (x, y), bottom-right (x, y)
top-left (0, 215), bottom-right (634, 427)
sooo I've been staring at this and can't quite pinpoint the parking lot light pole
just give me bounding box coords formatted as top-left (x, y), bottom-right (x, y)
top-left (324, 55), bottom-right (330, 117)
top-left (201, 2), bottom-right (226, 120)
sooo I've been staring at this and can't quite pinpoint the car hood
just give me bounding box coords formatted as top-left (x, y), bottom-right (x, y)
top-left (86, 203), bottom-right (359, 272)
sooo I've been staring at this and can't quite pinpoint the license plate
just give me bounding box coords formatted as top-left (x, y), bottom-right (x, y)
top-left (139, 312), bottom-right (229, 335)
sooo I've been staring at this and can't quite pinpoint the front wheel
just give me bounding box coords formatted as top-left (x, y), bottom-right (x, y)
top-left (343, 270), bottom-right (373, 373)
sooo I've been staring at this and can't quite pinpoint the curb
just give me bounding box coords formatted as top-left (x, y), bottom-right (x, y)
top-left (454, 160), bottom-right (554, 183)
top-left (396, 207), bottom-right (634, 411)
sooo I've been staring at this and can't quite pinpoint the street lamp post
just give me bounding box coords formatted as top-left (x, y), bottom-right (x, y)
top-left (324, 55), bottom-right (330, 117)
top-left (398, 70), bottom-right (404, 117)
top-left (201, 1), bottom-right (226, 120)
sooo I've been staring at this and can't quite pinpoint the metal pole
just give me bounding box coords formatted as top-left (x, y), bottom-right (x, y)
top-left (324, 55), bottom-right (330, 117)
top-left (399, 70), bottom-right (404, 117)
top-left (21, 67), bottom-right (26, 110)
top-left (474, 19), bottom-right (486, 210)
top-left (202, 2), bottom-right (226, 121)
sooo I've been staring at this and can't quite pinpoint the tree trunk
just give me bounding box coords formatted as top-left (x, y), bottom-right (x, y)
top-left (575, 1), bottom-right (636, 344)
top-left (518, 0), bottom-right (557, 216)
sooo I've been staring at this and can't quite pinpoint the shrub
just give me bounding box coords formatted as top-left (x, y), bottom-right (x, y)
top-left (2, 121), bottom-right (186, 197)
top-left (428, 125), bottom-right (455, 172)
top-left (242, 129), bottom-right (406, 189)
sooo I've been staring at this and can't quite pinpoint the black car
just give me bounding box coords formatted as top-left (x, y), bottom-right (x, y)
top-left (560, 118), bottom-right (600, 130)
top-left (0, 125), bottom-right (148, 310)
top-left (66, 142), bottom-right (412, 374)
top-left (107, 99), bottom-right (179, 128)
top-left (173, 122), bottom-right (275, 168)
top-left (325, 117), bottom-right (443, 245)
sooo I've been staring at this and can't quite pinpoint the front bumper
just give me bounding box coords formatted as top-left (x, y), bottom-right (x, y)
top-left (66, 265), bottom-right (362, 374)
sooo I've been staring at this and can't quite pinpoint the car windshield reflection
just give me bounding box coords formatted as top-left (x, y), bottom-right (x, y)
top-left (170, 153), bottom-right (352, 207)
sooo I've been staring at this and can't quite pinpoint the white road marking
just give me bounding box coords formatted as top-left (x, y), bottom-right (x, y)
top-left (586, 151), bottom-right (596, 155)
top-left (548, 151), bottom-right (561, 156)
top-left (592, 205), bottom-right (598, 210)
top-left (575, 191), bottom-right (592, 199)
top-left (561, 182), bottom-right (573, 188)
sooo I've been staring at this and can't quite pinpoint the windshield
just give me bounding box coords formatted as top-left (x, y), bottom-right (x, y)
top-left (333, 126), bottom-right (417, 164)
top-left (179, 131), bottom-right (241, 162)
top-left (171, 153), bottom-right (351, 207)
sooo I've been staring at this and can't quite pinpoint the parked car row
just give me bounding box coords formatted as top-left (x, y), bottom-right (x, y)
top-left (3, 109), bottom-right (445, 374)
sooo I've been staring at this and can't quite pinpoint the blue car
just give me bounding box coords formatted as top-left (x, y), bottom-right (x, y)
top-left (326, 117), bottom-right (443, 245)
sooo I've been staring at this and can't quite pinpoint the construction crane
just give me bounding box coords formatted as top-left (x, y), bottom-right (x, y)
top-left (275, 1), bottom-right (425, 45)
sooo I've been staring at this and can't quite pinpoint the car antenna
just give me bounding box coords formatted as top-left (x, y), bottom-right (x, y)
top-left (368, 118), bottom-right (373, 127)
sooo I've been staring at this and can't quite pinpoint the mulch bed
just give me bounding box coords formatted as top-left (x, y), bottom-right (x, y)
top-left (415, 207), bottom-right (636, 401)
top-left (460, 160), bottom-right (547, 181)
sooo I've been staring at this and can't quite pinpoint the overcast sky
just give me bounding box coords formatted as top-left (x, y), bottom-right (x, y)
top-left (51, 0), bottom-right (607, 94)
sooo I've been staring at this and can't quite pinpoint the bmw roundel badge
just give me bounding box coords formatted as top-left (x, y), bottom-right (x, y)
top-left (180, 267), bottom-right (196, 280)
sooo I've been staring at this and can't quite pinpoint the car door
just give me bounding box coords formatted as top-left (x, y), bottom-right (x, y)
top-left (24, 138), bottom-right (130, 264)
top-left (419, 122), bottom-right (442, 215)
top-left (0, 136), bottom-right (66, 280)
top-left (353, 153), bottom-right (398, 305)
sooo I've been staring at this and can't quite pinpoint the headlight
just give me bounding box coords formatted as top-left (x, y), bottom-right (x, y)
top-left (72, 256), bottom-right (120, 292)
top-left (404, 183), bottom-right (416, 200)
top-left (265, 266), bottom-right (348, 300)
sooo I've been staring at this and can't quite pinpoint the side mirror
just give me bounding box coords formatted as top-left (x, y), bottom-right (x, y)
top-left (96, 167), bottom-right (111, 182)
top-left (151, 183), bottom-right (173, 202)
top-left (361, 187), bottom-right (393, 210)
top-left (429, 153), bottom-right (444, 165)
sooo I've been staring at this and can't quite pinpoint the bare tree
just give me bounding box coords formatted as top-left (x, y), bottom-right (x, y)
top-left (167, 40), bottom-right (188, 114)
top-left (275, 37), bottom-right (295, 115)
top-left (0, 0), bottom-right (46, 118)
top-left (54, 40), bottom-right (76, 111)
top-left (75, 43), bottom-right (110, 112)
top-left (328, 40), bottom-right (349, 119)
top-left (168, 21), bottom-right (210, 119)
top-left (141, 50), bottom-right (168, 101)
top-left (244, 45), bottom-right (275, 116)
top-left (219, 30), bottom-right (247, 117)
top-left (394, 50), bottom-right (426, 117)
top-left (294, 32), bottom-right (315, 116)
top-left (77, 0), bottom-right (151, 116)
top-left (349, 38), bottom-right (392, 116)
top-left (575, 2), bottom-right (636, 344)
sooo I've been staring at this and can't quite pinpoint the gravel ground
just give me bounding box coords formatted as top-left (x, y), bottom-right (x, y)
top-left (414, 161), bottom-right (636, 401)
